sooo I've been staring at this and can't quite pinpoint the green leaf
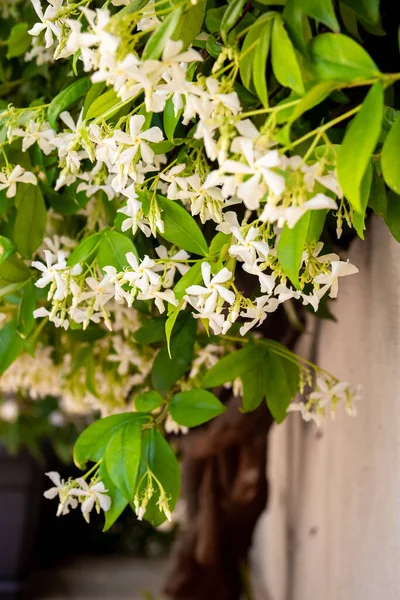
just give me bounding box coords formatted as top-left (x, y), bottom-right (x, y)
top-left (0, 320), bottom-right (25, 375)
top-left (136, 429), bottom-right (180, 526)
top-left (307, 210), bottom-right (327, 242)
top-left (152, 313), bottom-right (197, 395)
top-left (82, 82), bottom-right (106, 118)
top-left (353, 161), bottom-right (372, 239)
top-left (133, 318), bottom-right (166, 344)
top-left (163, 97), bottom-right (182, 142)
top-left (277, 212), bottom-right (310, 289)
top-left (13, 185), bottom-right (47, 259)
top-left (67, 232), bottom-right (104, 267)
top-left (368, 168), bottom-right (387, 218)
top-left (253, 18), bottom-right (273, 108)
top-left (74, 412), bottom-right (148, 469)
top-left (172, 261), bottom-right (203, 302)
top-left (170, 389), bottom-right (226, 427)
top-left (337, 81), bottom-right (383, 214)
top-left (105, 420), bottom-right (142, 500)
top-left (85, 88), bottom-right (119, 121)
top-left (271, 17), bottom-right (304, 95)
top-left (0, 235), bottom-right (15, 266)
top-left (135, 390), bottom-right (164, 412)
top-left (165, 303), bottom-right (184, 356)
top-left (7, 23), bottom-right (31, 59)
top-left (157, 195), bottom-right (209, 256)
top-left (172, 0), bottom-right (207, 49)
top-left (99, 462), bottom-right (129, 532)
top-left (221, 0), bottom-right (247, 44)
top-left (341, 0), bottom-right (380, 25)
top-left (206, 7), bottom-right (225, 34)
top-left (202, 345), bottom-right (260, 388)
top-left (288, 80), bottom-right (338, 123)
top-left (0, 255), bottom-right (30, 283)
top-left (142, 7), bottom-right (183, 60)
top-left (381, 113), bottom-right (400, 194)
top-left (118, 0), bottom-right (150, 15)
top-left (17, 279), bottom-right (35, 339)
top-left (48, 77), bottom-right (91, 130)
top-left (97, 230), bottom-right (138, 272)
top-left (385, 191), bottom-right (400, 242)
top-left (0, 281), bottom-right (26, 298)
top-left (298, 0), bottom-right (340, 31)
top-left (263, 350), bottom-right (299, 422)
top-left (208, 232), bottom-right (231, 258)
top-left (309, 33), bottom-right (379, 82)
top-left (241, 361), bottom-right (268, 412)
top-left (240, 14), bottom-right (273, 92)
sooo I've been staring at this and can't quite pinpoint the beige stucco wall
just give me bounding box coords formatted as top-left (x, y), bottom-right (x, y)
top-left (253, 217), bottom-right (400, 600)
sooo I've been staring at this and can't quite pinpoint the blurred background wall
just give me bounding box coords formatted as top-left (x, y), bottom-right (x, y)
top-left (253, 217), bottom-right (400, 600)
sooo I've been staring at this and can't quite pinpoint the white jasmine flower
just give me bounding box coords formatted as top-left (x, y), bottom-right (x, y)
top-left (239, 296), bottom-right (279, 335)
top-left (123, 253), bottom-right (160, 294)
top-left (44, 471), bottom-right (78, 517)
top-left (0, 165), bottom-right (37, 198)
top-left (70, 479), bottom-right (111, 523)
top-left (185, 262), bottom-right (235, 314)
top-left (115, 115), bottom-right (163, 165)
top-left (32, 250), bottom-right (67, 288)
top-left (11, 120), bottom-right (55, 154)
top-left (229, 226), bottom-right (269, 264)
top-left (314, 260), bottom-right (359, 299)
top-left (28, 0), bottom-right (63, 48)
top-left (154, 246), bottom-right (190, 287)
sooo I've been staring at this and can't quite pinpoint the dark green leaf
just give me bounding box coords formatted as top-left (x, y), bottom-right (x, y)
top-left (341, 0), bottom-right (380, 25)
top-left (152, 313), bottom-right (197, 395)
top-left (133, 318), bottom-right (166, 344)
top-left (105, 420), bottom-right (142, 500)
top-left (163, 97), bottom-right (182, 142)
top-left (0, 254), bottom-right (30, 283)
top-left (172, 0), bottom-right (207, 48)
top-left (309, 33), bottom-right (379, 82)
top-left (263, 350), bottom-right (299, 422)
top-left (48, 77), bottom-right (91, 130)
top-left (385, 191), bottom-right (400, 242)
top-left (100, 462), bottom-right (129, 532)
top-left (157, 196), bottom-right (209, 256)
top-left (170, 389), bottom-right (226, 427)
top-left (353, 161), bottom-right (372, 239)
top-left (202, 345), bottom-right (261, 388)
top-left (13, 185), bottom-right (47, 259)
top-left (368, 168), bottom-right (387, 218)
top-left (307, 210), bottom-right (327, 242)
top-left (298, 0), bottom-right (340, 31)
top-left (337, 81), bottom-right (383, 214)
top-left (277, 212), bottom-right (310, 289)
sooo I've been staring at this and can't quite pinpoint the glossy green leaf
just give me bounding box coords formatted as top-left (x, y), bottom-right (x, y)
top-left (0, 235), bottom-right (15, 266)
top-left (74, 412), bottom-right (148, 469)
top-left (240, 14), bottom-right (273, 92)
top-left (0, 255), bottom-right (30, 283)
top-left (0, 320), bottom-right (25, 375)
top-left (241, 361), bottom-right (268, 412)
top-left (253, 18), bottom-right (273, 108)
top-left (82, 82), bottom-right (106, 117)
top-left (99, 462), bottom-right (129, 532)
top-left (381, 114), bottom-right (400, 194)
top-left (337, 81), bottom-right (383, 214)
top-left (263, 350), bottom-right (299, 422)
top-left (163, 97), bottom-right (182, 142)
top-left (368, 168), bottom-right (387, 218)
top-left (133, 318), bottom-right (166, 344)
top-left (271, 17), bottom-right (304, 95)
top-left (172, 0), bottom-right (207, 48)
top-left (67, 232), bottom-right (104, 267)
top-left (307, 210), bottom-right (328, 242)
top-left (135, 390), bottom-right (164, 412)
top-left (309, 33), bottom-right (379, 82)
top-left (7, 23), bottom-right (31, 59)
top-left (170, 389), bottom-right (226, 427)
top-left (206, 7), bottom-right (226, 34)
top-left (172, 261), bottom-right (204, 303)
top-left (385, 191), bottom-right (400, 242)
top-left (13, 185), bottom-right (47, 259)
top-left (341, 0), bottom-right (380, 25)
top-left (136, 429), bottom-right (180, 526)
top-left (221, 0), bottom-right (247, 44)
top-left (48, 77), bottom-right (91, 130)
top-left (157, 196), bottom-right (209, 256)
top-left (85, 89), bottom-right (119, 121)
top-left (298, 0), bottom-right (340, 31)
top-left (208, 232), bottom-right (231, 258)
top-left (277, 212), bottom-right (310, 289)
top-left (105, 420), bottom-right (142, 500)
top-left (353, 161), bottom-right (372, 239)
top-left (17, 279), bottom-right (36, 339)
top-left (142, 7), bottom-right (183, 60)
top-left (202, 345), bottom-right (260, 388)
top-left (165, 302), bottom-right (184, 356)
top-left (97, 230), bottom-right (138, 272)
top-left (152, 313), bottom-right (197, 395)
